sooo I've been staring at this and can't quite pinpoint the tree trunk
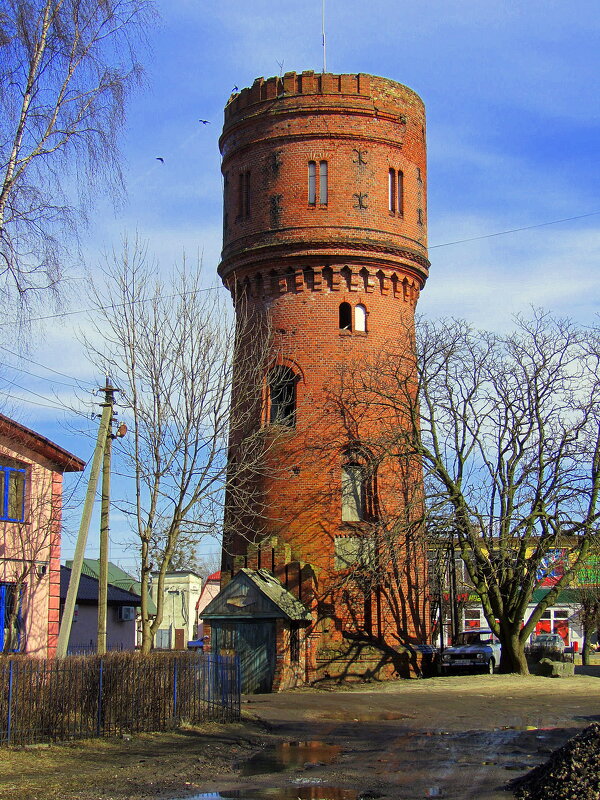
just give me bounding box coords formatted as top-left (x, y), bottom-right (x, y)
top-left (582, 628), bottom-right (591, 667)
top-left (499, 632), bottom-right (530, 675)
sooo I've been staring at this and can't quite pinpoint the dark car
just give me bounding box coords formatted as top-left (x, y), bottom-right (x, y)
top-left (526, 633), bottom-right (565, 657)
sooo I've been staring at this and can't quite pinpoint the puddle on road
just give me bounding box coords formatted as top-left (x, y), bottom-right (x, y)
top-left (240, 741), bottom-right (341, 776)
top-left (187, 789), bottom-right (356, 799)
top-left (319, 710), bottom-right (409, 722)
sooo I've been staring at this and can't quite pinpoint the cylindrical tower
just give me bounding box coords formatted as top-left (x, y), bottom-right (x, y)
top-left (219, 71), bottom-right (430, 682)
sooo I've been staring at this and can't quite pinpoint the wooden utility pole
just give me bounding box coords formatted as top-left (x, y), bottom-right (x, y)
top-left (57, 387), bottom-right (114, 658)
top-left (97, 380), bottom-right (115, 655)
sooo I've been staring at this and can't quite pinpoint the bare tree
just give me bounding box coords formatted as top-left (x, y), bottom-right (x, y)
top-left (86, 237), bottom-right (277, 652)
top-left (0, 0), bottom-right (153, 317)
top-left (334, 311), bottom-right (600, 674)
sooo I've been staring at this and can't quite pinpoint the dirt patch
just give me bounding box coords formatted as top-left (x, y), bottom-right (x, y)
top-left (0, 722), bottom-right (269, 800)
top-left (2, 671), bottom-right (600, 800)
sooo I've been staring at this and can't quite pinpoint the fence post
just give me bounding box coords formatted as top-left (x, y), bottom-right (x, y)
top-left (236, 655), bottom-right (241, 718)
top-left (6, 662), bottom-right (13, 745)
top-left (173, 659), bottom-right (178, 722)
top-left (97, 658), bottom-right (104, 737)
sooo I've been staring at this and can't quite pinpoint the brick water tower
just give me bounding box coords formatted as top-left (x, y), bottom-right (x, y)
top-left (214, 72), bottom-right (430, 687)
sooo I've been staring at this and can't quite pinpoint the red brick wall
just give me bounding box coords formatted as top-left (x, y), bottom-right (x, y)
top-left (219, 72), bottom-right (430, 682)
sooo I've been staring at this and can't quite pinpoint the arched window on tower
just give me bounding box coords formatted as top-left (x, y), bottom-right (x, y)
top-left (341, 463), bottom-right (365, 522)
top-left (355, 304), bottom-right (367, 332)
top-left (268, 366), bottom-right (297, 427)
top-left (341, 449), bottom-right (377, 522)
top-left (339, 302), bottom-right (352, 331)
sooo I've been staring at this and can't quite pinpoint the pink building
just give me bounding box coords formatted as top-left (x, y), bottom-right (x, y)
top-left (195, 571), bottom-right (221, 639)
top-left (0, 414), bottom-right (84, 657)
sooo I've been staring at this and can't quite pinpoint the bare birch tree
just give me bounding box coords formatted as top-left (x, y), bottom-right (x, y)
top-left (86, 237), bottom-right (276, 652)
top-left (333, 311), bottom-right (600, 674)
top-left (0, 0), bottom-right (153, 317)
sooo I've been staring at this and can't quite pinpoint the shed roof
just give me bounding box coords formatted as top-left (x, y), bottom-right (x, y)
top-left (202, 568), bottom-right (311, 623)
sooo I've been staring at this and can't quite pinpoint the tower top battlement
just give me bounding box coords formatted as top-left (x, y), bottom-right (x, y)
top-left (223, 72), bottom-right (425, 133)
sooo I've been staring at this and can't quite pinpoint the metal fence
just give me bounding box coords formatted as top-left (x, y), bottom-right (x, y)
top-left (0, 652), bottom-right (240, 746)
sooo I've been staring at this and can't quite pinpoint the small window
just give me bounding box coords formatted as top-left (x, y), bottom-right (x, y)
top-left (388, 168), bottom-right (396, 213)
top-left (339, 302), bottom-right (352, 331)
top-left (417, 207), bottom-right (423, 225)
top-left (268, 366), bottom-right (297, 427)
top-left (319, 160), bottom-right (328, 204)
top-left (397, 171), bottom-right (404, 215)
top-left (290, 625), bottom-right (300, 663)
top-left (0, 463), bottom-right (25, 522)
top-left (308, 161), bottom-right (316, 205)
top-left (355, 304), bottom-right (367, 332)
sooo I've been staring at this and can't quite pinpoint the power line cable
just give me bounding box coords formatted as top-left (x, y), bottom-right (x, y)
top-left (0, 377), bottom-right (92, 419)
top-left (0, 343), bottom-right (96, 387)
top-left (0, 283), bottom-right (226, 327)
top-left (0, 358), bottom-right (86, 390)
top-left (2, 208), bottom-right (598, 329)
top-left (429, 210), bottom-right (600, 249)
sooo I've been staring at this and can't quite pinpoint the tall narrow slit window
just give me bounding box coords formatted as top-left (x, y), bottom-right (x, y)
top-left (308, 161), bottom-right (317, 205)
top-left (237, 172), bottom-right (244, 218)
top-left (268, 366), bottom-right (297, 427)
top-left (397, 170), bottom-right (404, 216)
top-left (319, 160), bottom-right (328, 204)
top-left (244, 171), bottom-right (251, 217)
top-left (238, 171), bottom-right (250, 218)
top-left (388, 168), bottom-right (396, 213)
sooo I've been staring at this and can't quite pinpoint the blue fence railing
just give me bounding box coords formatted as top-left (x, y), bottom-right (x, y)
top-left (0, 652), bottom-right (240, 746)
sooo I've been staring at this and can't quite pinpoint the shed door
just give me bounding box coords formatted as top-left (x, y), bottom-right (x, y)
top-left (212, 620), bottom-right (276, 693)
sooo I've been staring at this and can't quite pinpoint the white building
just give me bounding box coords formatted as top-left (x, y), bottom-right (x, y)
top-left (150, 570), bottom-right (202, 649)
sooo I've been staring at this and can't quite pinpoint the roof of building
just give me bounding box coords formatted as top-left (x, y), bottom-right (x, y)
top-left (207, 570), bottom-right (221, 582)
top-left (60, 566), bottom-right (142, 605)
top-left (65, 559), bottom-right (156, 613)
top-left (0, 413), bottom-right (85, 472)
top-left (202, 568), bottom-right (311, 623)
top-left (532, 587), bottom-right (587, 605)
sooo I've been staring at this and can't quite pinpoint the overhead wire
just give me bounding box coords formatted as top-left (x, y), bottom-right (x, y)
top-left (429, 210), bottom-right (600, 249)
top-left (0, 283), bottom-right (226, 327)
top-left (0, 343), bottom-right (96, 387)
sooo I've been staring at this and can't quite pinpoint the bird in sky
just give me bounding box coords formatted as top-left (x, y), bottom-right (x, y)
top-left (199, 119), bottom-right (210, 124)
top-left (156, 157), bottom-right (164, 163)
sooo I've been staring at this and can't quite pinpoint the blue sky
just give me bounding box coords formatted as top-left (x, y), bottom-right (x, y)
top-left (3, 0), bottom-right (599, 572)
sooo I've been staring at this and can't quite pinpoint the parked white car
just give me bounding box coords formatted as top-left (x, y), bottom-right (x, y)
top-left (439, 628), bottom-right (501, 675)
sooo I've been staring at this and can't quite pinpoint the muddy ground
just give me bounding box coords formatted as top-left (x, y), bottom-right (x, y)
top-left (2, 667), bottom-right (600, 800)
